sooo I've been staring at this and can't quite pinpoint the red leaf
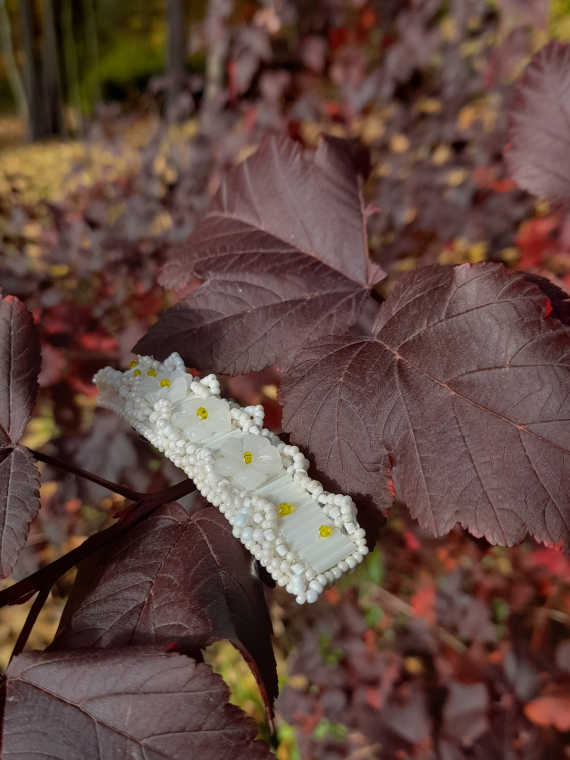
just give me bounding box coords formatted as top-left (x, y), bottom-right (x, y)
top-left (80, 332), bottom-right (118, 352)
top-left (50, 503), bottom-right (278, 723)
top-left (529, 546), bottom-right (570, 577)
top-left (507, 42), bottom-right (570, 201)
top-left (282, 263), bottom-right (570, 548)
top-left (516, 215), bottom-right (561, 270)
top-left (410, 583), bottom-right (436, 625)
top-left (3, 649), bottom-right (273, 759)
top-left (524, 695), bottom-right (570, 731)
top-left (136, 135), bottom-right (384, 374)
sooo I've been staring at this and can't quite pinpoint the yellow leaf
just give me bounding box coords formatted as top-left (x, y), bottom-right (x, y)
top-left (261, 384), bottom-right (278, 401)
top-left (415, 98), bottom-right (442, 115)
top-left (448, 168), bottom-right (469, 186)
top-left (441, 17), bottom-right (458, 41)
top-left (467, 241), bottom-right (487, 263)
top-left (236, 144), bottom-right (259, 164)
top-left (358, 115), bottom-right (386, 144)
top-left (404, 656), bottom-right (424, 675)
top-left (390, 133), bottom-right (410, 153)
top-left (432, 145), bottom-right (452, 165)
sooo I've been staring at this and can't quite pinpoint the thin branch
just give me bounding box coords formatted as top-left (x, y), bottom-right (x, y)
top-left (29, 448), bottom-right (192, 503)
top-left (0, 478), bottom-right (197, 610)
top-left (9, 585), bottom-right (50, 663)
top-left (370, 586), bottom-right (468, 655)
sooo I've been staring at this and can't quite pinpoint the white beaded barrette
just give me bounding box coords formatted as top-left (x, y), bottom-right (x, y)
top-left (94, 353), bottom-right (368, 604)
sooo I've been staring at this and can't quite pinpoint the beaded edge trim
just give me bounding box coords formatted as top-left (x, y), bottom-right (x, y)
top-left (93, 353), bottom-right (368, 604)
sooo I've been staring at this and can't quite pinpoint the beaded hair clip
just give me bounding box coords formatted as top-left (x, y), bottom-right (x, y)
top-left (94, 353), bottom-right (368, 604)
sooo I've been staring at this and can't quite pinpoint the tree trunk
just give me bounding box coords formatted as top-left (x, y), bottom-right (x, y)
top-left (62, 0), bottom-right (82, 135)
top-left (19, 0), bottom-right (42, 140)
top-left (82, 0), bottom-right (100, 108)
top-left (41, 0), bottom-right (66, 137)
top-left (19, 0), bottom-right (66, 140)
top-left (0, 0), bottom-right (28, 129)
top-left (166, 0), bottom-right (187, 122)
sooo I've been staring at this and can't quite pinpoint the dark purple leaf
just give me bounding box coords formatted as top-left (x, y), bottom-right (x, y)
top-left (383, 684), bottom-right (431, 744)
top-left (442, 682), bottom-right (489, 746)
top-left (0, 293), bottom-right (41, 578)
top-left (0, 295), bottom-right (40, 446)
top-left (0, 446), bottom-right (40, 578)
top-left (3, 649), bottom-right (273, 759)
top-left (135, 135), bottom-right (384, 374)
top-left (50, 502), bottom-right (278, 721)
top-left (506, 42), bottom-right (570, 201)
top-left (282, 263), bottom-right (570, 549)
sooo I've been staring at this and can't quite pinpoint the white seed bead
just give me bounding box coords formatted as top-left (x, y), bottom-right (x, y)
top-left (306, 590), bottom-right (318, 604)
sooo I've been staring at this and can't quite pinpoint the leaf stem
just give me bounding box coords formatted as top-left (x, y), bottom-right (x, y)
top-left (370, 289), bottom-right (384, 306)
top-left (0, 478), bottom-right (197, 610)
top-left (9, 585), bottom-right (50, 663)
top-left (28, 448), bottom-right (192, 504)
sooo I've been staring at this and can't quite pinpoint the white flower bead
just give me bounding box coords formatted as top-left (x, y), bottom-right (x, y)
top-left (215, 433), bottom-right (283, 490)
top-left (171, 395), bottom-right (232, 443)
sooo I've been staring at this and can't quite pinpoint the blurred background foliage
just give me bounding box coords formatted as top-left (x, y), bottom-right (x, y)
top-left (3, 0), bottom-right (570, 758)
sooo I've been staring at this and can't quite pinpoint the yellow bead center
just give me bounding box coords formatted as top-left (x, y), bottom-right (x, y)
top-left (243, 451), bottom-right (253, 464)
top-left (319, 525), bottom-right (332, 538)
top-left (196, 407), bottom-right (208, 420)
top-left (129, 360), bottom-right (138, 368)
top-left (160, 378), bottom-right (170, 387)
top-left (147, 369), bottom-right (157, 377)
top-left (133, 369), bottom-right (141, 376)
top-left (279, 503), bottom-right (293, 517)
